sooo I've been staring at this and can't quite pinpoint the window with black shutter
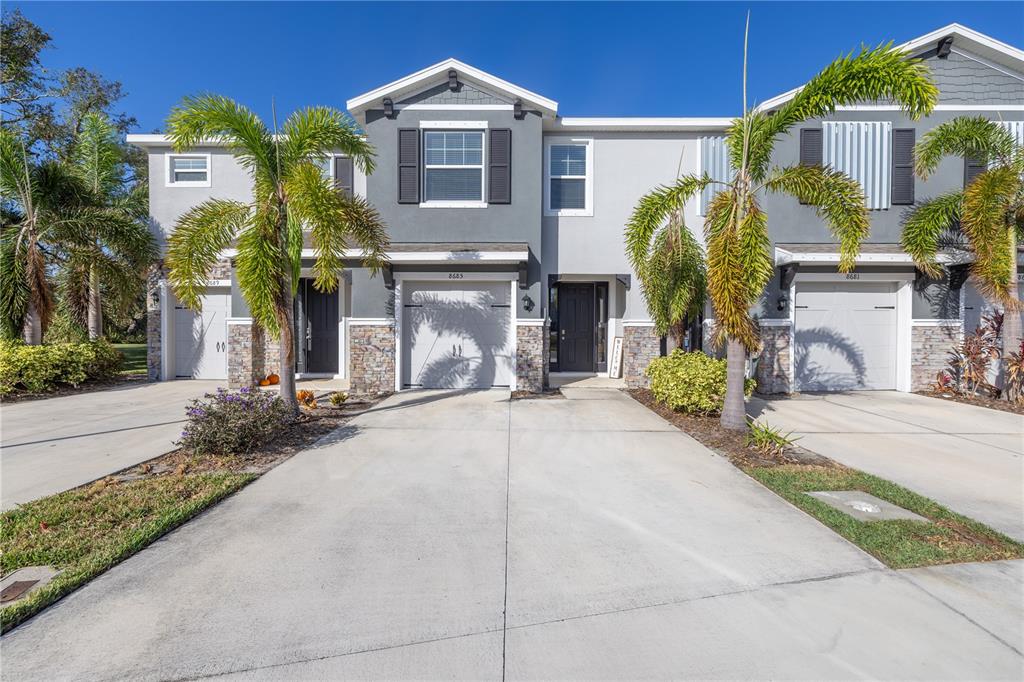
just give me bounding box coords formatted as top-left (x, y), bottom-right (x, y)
top-left (891, 129), bottom-right (915, 205)
top-left (397, 128), bottom-right (420, 204)
top-left (488, 129), bottom-right (511, 204)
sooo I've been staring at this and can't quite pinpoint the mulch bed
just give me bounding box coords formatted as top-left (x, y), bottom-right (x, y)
top-left (0, 374), bottom-right (148, 404)
top-left (917, 391), bottom-right (1024, 415)
top-left (511, 388), bottom-right (564, 400)
top-left (106, 399), bottom-right (381, 484)
top-left (627, 388), bottom-right (831, 469)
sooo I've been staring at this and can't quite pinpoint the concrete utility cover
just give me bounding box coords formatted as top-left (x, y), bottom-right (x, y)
top-left (0, 566), bottom-right (59, 605)
top-left (806, 491), bottom-right (928, 523)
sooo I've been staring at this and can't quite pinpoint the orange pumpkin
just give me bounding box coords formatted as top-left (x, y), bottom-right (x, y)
top-left (268, 373), bottom-right (280, 385)
top-left (258, 379), bottom-right (270, 387)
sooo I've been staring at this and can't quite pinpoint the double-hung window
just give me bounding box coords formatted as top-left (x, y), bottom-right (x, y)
top-left (166, 154), bottom-right (211, 187)
top-left (544, 138), bottom-right (592, 216)
top-left (423, 130), bottom-right (485, 205)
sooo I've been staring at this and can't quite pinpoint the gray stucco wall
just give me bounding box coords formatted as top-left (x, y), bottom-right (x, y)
top-left (360, 107), bottom-right (543, 319)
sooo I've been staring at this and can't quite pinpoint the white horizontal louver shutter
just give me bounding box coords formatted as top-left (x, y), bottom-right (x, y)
top-left (699, 136), bottom-right (732, 216)
top-left (997, 121), bottom-right (1024, 149)
top-left (823, 121), bottom-right (891, 210)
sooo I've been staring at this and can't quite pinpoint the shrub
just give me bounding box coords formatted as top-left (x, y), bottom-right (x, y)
top-left (177, 387), bottom-right (292, 456)
top-left (937, 313), bottom-right (1001, 398)
top-left (646, 350), bottom-right (756, 415)
top-left (328, 391), bottom-right (348, 406)
top-left (745, 419), bottom-right (799, 458)
top-left (296, 389), bottom-right (317, 409)
top-left (0, 339), bottom-right (123, 395)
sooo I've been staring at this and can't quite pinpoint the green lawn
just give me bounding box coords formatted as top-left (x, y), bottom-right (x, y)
top-left (1, 472), bottom-right (254, 632)
top-left (113, 343), bottom-right (147, 375)
top-left (747, 464), bottom-right (1024, 568)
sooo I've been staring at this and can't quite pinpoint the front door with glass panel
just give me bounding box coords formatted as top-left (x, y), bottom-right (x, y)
top-left (297, 280), bottom-right (338, 374)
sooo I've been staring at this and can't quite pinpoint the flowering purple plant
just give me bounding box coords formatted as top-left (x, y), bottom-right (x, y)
top-left (177, 386), bottom-right (292, 456)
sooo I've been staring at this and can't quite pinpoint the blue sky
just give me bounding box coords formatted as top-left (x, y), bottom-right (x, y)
top-left (10, 1), bottom-right (1024, 131)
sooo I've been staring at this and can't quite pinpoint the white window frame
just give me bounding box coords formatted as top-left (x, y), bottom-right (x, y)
top-left (544, 137), bottom-right (593, 217)
top-left (165, 153), bottom-right (212, 188)
top-left (419, 124), bottom-right (487, 208)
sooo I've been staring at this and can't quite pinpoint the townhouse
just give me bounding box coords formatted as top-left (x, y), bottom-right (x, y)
top-left (130, 23), bottom-right (1024, 395)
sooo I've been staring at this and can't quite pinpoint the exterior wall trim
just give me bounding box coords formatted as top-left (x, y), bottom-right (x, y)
top-left (226, 317), bottom-right (253, 325)
top-left (758, 319), bottom-right (792, 327)
top-left (220, 248), bottom-right (528, 263)
top-left (515, 319), bottom-right (545, 326)
top-left (622, 320), bottom-right (655, 327)
top-left (419, 120), bottom-right (489, 129)
top-left (912, 318), bottom-right (963, 326)
top-left (348, 318), bottom-right (395, 326)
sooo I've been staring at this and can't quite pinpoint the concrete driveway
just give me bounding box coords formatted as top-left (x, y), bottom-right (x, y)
top-left (2, 388), bottom-right (1020, 679)
top-left (750, 391), bottom-right (1024, 541)
top-left (1, 380), bottom-right (221, 509)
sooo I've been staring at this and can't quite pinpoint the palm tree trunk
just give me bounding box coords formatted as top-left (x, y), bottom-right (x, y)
top-left (721, 337), bottom-right (748, 430)
top-left (88, 265), bottom-right (103, 340)
top-left (1003, 229), bottom-right (1022, 400)
top-left (22, 300), bottom-right (42, 345)
top-left (277, 274), bottom-right (300, 417)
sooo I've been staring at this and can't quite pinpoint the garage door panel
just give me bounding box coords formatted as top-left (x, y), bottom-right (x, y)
top-left (402, 281), bottom-right (512, 389)
top-left (794, 282), bottom-right (897, 392)
top-left (174, 290), bottom-right (229, 380)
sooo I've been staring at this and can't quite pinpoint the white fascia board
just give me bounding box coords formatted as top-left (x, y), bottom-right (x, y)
top-left (757, 24), bottom-right (1024, 113)
top-left (774, 247), bottom-right (959, 266)
top-left (548, 117), bottom-right (732, 132)
top-left (346, 58), bottom-right (558, 117)
top-left (220, 248), bottom-right (528, 263)
top-left (126, 134), bottom-right (222, 149)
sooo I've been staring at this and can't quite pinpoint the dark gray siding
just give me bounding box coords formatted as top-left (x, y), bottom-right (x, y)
top-left (360, 107), bottom-right (543, 319)
top-left (397, 81), bottom-right (511, 106)
top-left (929, 49), bottom-right (1024, 105)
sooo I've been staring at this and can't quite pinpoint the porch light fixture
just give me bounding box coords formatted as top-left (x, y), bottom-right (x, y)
top-left (447, 69), bottom-right (459, 91)
top-left (521, 293), bottom-right (535, 313)
top-left (777, 295), bottom-right (789, 312)
top-left (382, 98), bottom-right (395, 119)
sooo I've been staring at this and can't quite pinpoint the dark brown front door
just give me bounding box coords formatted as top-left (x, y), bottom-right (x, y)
top-left (305, 286), bottom-right (338, 373)
top-left (559, 283), bottom-right (595, 371)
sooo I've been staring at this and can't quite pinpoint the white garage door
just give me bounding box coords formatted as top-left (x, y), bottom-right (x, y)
top-left (794, 281), bottom-right (898, 391)
top-left (174, 290), bottom-right (230, 380)
top-left (402, 281), bottom-right (513, 389)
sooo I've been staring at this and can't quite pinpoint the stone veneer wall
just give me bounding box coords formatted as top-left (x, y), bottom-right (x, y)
top-left (623, 324), bottom-right (660, 389)
top-left (756, 324), bottom-right (792, 395)
top-left (349, 323), bottom-right (395, 395)
top-left (515, 323), bottom-right (548, 392)
top-left (912, 322), bottom-right (963, 391)
top-left (146, 261), bottom-right (166, 381)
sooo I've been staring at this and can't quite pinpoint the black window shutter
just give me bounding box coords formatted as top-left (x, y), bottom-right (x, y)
top-left (891, 128), bottom-right (915, 205)
top-left (799, 128), bottom-right (823, 166)
top-left (488, 129), bottom-right (511, 204)
top-left (397, 128), bottom-right (419, 204)
top-left (798, 128), bottom-right (823, 204)
top-left (964, 155), bottom-right (987, 187)
top-left (334, 157), bottom-right (354, 197)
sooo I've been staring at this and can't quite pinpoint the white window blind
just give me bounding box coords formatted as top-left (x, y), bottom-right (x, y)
top-left (822, 121), bottom-right (892, 210)
top-left (423, 131), bottom-right (484, 202)
top-left (549, 144), bottom-right (587, 210)
top-left (699, 136), bottom-right (732, 216)
top-left (169, 156), bottom-right (208, 184)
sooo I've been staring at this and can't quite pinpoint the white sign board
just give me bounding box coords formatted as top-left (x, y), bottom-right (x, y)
top-left (610, 337), bottom-right (624, 379)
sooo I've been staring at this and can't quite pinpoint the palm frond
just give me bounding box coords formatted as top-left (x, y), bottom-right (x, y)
top-left (166, 199), bottom-right (249, 310)
top-left (915, 116), bottom-right (1016, 179)
top-left (0, 128), bottom-right (32, 208)
top-left (281, 106), bottom-right (376, 174)
top-left (704, 190), bottom-right (762, 350)
top-left (0, 224), bottom-right (29, 338)
top-left (625, 174), bottom-right (713, 270)
top-left (233, 205), bottom-right (285, 333)
top-left (73, 112), bottom-right (121, 198)
top-left (962, 165), bottom-right (1019, 307)
top-left (638, 216), bottom-right (706, 336)
top-left (900, 192), bottom-right (962, 278)
top-left (762, 164), bottom-right (869, 271)
top-left (167, 94), bottom-right (274, 179)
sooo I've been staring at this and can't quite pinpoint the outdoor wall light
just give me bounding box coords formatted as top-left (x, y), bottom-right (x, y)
top-left (776, 295), bottom-right (789, 312)
top-left (522, 294), bottom-right (535, 312)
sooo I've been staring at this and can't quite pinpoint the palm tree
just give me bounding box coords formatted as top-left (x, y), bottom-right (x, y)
top-left (64, 112), bottom-right (156, 340)
top-left (902, 117), bottom-right (1023, 393)
top-left (627, 18), bottom-right (938, 430)
top-left (0, 129), bottom-right (94, 342)
top-left (165, 95), bottom-right (389, 415)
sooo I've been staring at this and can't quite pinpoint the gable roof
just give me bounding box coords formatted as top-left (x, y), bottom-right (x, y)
top-left (346, 58), bottom-right (558, 118)
top-left (757, 23), bottom-right (1024, 112)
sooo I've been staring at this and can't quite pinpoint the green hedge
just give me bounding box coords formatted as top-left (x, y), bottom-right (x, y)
top-left (0, 339), bottom-right (123, 395)
top-left (646, 350), bottom-right (756, 415)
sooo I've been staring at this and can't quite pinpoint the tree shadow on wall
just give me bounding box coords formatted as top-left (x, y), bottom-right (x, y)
top-left (793, 327), bottom-right (868, 391)
top-left (405, 291), bottom-right (511, 389)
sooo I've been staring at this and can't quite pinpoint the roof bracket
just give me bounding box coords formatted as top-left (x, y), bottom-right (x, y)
top-left (946, 264), bottom-right (970, 290)
top-left (447, 69), bottom-right (460, 91)
top-left (518, 262), bottom-right (529, 289)
top-left (382, 264), bottom-right (394, 290)
top-left (514, 99), bottom-right (525, 120)
top-left (616, 274), bottom-right (631, 290)
top-left (780, 263), bottom-right (799, 290)
top-left (382, 98), bottom-right (395, 119)
top-left (937, 36), bottom-right (954, 59)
